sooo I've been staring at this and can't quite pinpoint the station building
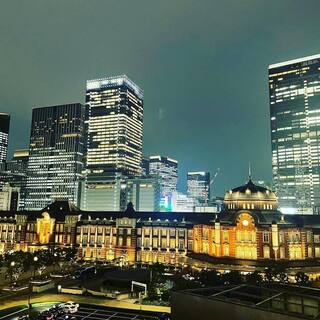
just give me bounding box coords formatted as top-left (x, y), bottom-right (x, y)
top-left (0, 179), bottom-right (320, 264)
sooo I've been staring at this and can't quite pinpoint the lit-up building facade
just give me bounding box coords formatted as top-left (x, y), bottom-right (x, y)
top-left (25, 104), bottom-right (85, 210)
top-left (269, 54), bottom-right (320, 214)
top-left (2, 179), bottom-right (320, 263)
top-left (11, 149), bottom-right (29, 173)
top-left (149, 156), bottom-right (178, 207)
top-left (194, 179), bottom-right (320, 260)
top-left (171, 192), bottom-right (195, 212)
top-left (0, 113), bottom-right (10, 163)
top-left (82, 75), bottom-right (144, 211)
top-left (187, 171), bottom-right (210, 206)
top-left (0, 149), bottom-right (29, 210)
top-left (0, 183), bottom-right (20, 211)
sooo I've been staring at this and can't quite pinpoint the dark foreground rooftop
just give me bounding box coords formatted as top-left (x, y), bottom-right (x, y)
top-left (172, 284), bottom-right (320, 320)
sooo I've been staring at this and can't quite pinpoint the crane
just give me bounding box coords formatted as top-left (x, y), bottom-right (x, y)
top-left (210, 168), bottom-right (220, 187)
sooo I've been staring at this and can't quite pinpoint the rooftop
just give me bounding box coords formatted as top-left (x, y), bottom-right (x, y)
top-left (86, 75), bottom-right (144, 99)
top-left (180, 284), bottom-right (320, 319)
top-left (269, 53), bottom-right (320, 69)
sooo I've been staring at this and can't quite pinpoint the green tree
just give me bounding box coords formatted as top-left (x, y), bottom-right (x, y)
top-left (246, 271), bottom-right (262, 285)
top-left (264, 267), bottom-right (274, 283)
top-left (222, 270), bottom-right (242, 285)
top-left (295, 272), bottom-right (309, 286)
top-left (199, 270), bottom-right (222, 286)
top-left (273, 265), bottom-right (288, 284)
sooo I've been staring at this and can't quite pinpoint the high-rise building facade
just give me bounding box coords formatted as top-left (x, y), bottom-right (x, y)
top-left (0, 183), bottom-right (20, 211)
top-left (0, 113), bottom-right (10, 163)
top-left (0, 149), bottom-right (29, 210)
top-left (82, 75), bottom-right (144, 211)
top-left (149, 156), bottom-right (178, 209)
top-left (269, 54), bottom-right (320, 214)
top-left (187, 171), bottom-right (210, 206)
top-left (122, 177), bottom-right (160, 212)
top-left (11, 149), bottom-right (29, 173)
top-left (171, 191), bottom-right (195, 212)
top-left (25, 104), bottom-right (85, 210)
top-left (141, 156), bottom-right (150, 176)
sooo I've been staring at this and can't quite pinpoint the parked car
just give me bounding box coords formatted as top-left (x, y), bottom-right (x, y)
top-left (59, 302), bottom-right (79, 314)
top-left (57, 315), bottom-right (77, 320)
top-left (39, 311), bottom-right (55, 320)
top-left (49, 305), bottom-right (65, 317)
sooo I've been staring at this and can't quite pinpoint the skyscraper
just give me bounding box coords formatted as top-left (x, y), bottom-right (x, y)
top-left (0, 183), bottom-right (20, 211)
top-left (25, 103), bottom-right (85, 210)
top-left (141, 156), bottom-right (150, 176)
top-left (187, 171), bottom-right (210, 206)
top-left (149, 156), bottom-right (178, 209)
top-left (122, 177), bottom-right (160, 212)
top-left (0, 113), bottom-right (10, 163)
top-left (0, 149), bottom-right (29, 210)
top-left (269, 54), bottom-right (320, 214)
top-left (82, 75), bottom-right (144, 211)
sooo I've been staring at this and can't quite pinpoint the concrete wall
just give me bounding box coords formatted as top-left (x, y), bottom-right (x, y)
top-left (32, 281), bottom-right (55, 293)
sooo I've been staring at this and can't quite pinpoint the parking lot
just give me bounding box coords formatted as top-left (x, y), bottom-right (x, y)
top-left (0, 303), bottom-right (169, 320)
top-left (74, 304), bottom-right (168, 320)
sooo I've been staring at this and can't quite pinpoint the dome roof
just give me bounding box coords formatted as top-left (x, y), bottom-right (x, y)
top-left (224, 179), bottom-right (277, 203)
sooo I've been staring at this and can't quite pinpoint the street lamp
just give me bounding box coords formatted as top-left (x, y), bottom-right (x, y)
top-left (54, 253), bottom-right (58, 273)
top-left (10, 261), bottom-right (15, 285)
top-left (28, 256), bottom-right (39, 316)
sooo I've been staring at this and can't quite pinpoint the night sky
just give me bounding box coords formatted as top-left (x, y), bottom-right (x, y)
top-left (1, 0), bottom-right (320, 196)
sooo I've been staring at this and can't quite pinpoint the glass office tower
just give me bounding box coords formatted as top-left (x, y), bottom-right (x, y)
top-left (0, 113), bottom-right (10, 163)
top-left (0, 149), bottom-right (29, 209)
top-left (149, 155), bottom-right (178, 211)
top-left (82, 75), bottom-right (144, 211)
top-left (122, 177), bottom-right (160, 212)
top-left (25, 103), bottom-right (85, 210)
top-left (269, 54), bottom-right (320, 214)
top-left (187, 171), bottom-right (210, 206)
top-left (141, 156), bottom-right (150, 176)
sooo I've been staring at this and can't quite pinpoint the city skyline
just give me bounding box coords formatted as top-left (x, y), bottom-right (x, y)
top-left (2, 3), bottom-right (320, 318)
top-left (2, 1), bottom-right (320, 196)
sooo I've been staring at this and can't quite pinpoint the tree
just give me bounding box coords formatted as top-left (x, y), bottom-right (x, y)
top-left (246, 271), bottom-right (262, 285)
top-left (199, 270), bottom-right (222, 286)
top-left (147, 263), bottom-right (166, 300)
top-left (273, 265), bottom-right (288, 284)
top-left (295, 272), bottom-right (309, 286)
top-left (263, 266), bottom-right (288, 284)
top-left (222, 271), bottom-right (242, 285)
top-left (64, 247), bottom-right (77, 261)
top-left (264, 267), bottom-right (273, 283)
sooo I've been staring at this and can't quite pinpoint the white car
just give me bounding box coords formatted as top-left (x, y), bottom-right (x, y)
top-left (59, 301), bottom-right (79, 314)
